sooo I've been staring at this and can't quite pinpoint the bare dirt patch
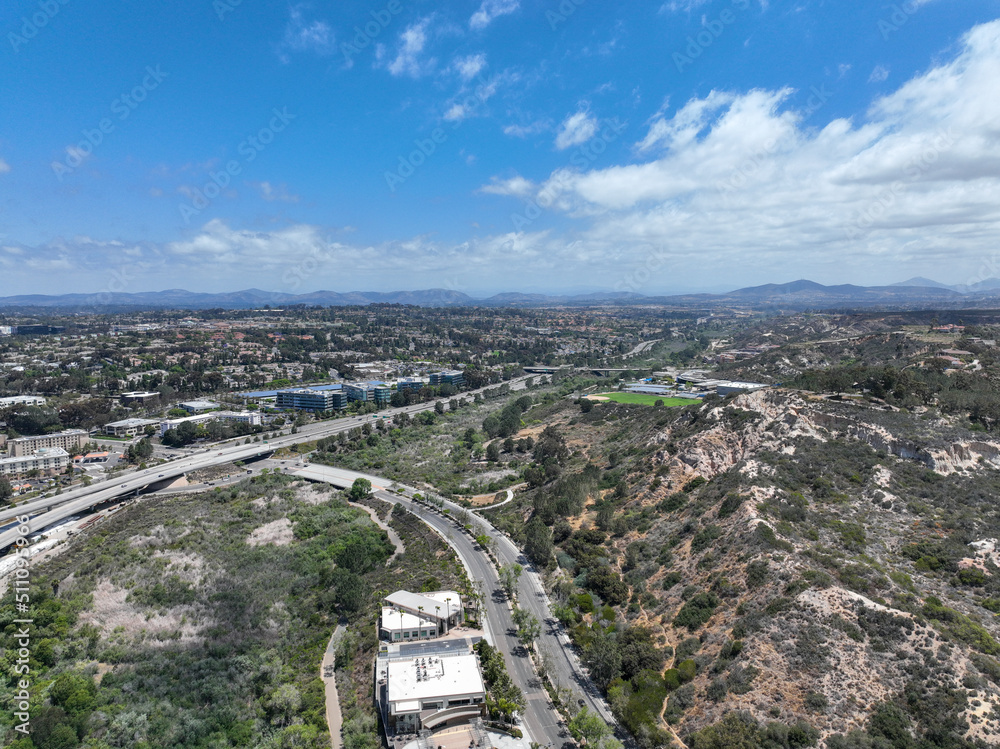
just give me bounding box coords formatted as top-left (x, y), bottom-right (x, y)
top-left (79, 578), bottom-right (205, 644)
top-left (246, 518), bottom-right (294, 547)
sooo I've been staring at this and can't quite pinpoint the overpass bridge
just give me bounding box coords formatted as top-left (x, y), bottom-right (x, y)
top-left (0, 376), bottom-right (531, 552)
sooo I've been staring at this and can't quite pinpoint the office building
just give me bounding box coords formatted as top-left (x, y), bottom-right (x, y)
top-left (381, 590), bottom-right (463, 641)
top-left (120, 391), bottom-right (160, 405)
top-left (374, 386), bottom-right (391, 406)
top-left (179, 400), bottom-right (219, 413)
top-left (345, 383), bottom-right (370, 402)
top-left (396, 378), bottom-right (425, 393)
top-left (103, 418), bottom-right (160, 438)
top-left (275, 388), bottom-right (347, 412)
top-left (716, 381), bottom-right (771, 396)
top-left (380, 650), bottom-right (486, 734)
top-left (430, 371), bottom-right (464, 388)
top-left (8, 430), bottom-right (88, 458)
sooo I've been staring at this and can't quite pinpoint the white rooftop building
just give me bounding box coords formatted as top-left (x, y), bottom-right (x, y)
top-left (0, 395), bottom-right (46, 408)
top-left (0, 447), bottom-right (70, 478)
top-left (381, 590), bottom-right (462, 642)
top-left (382, 651), bottom-right (486, 734)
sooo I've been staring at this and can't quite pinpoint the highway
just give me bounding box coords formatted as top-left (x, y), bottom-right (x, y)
top-left (0, 377), bottom-right (530, 551)
top-left (1, 373), bottom-right (620, 745)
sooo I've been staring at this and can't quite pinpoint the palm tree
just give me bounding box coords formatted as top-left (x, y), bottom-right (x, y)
top-left (418, 606), bottom-right (424, 638)
top-left (445, 597), bottom-right (452, 632)
top-left (435, 605), bottom-right (441, 636)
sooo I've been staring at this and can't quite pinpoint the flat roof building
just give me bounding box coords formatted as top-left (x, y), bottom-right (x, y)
top-left (120, 391), bottom-right (160, 405)
top-left (396, 378), bottom-right (425, 392)
top-left (103, 418), bottom-right (160, 438)
top-left (160, 411), bottom-right (263, 435)
top-left (275, 388), bottom-right (347, 412)
top-left (429, 371), bottom-right (464, 388)
top-left (0, 447), bottom-right (70, 478)
top-left (8, 429), bottom-right (88, 458)
top-left (382, 651), bottom-right (486, 734)
top-left (0, 395), bottom-right (46, 408)
top-left (382, 590), bottom-right (463, 641)
top-left (179, 400), bottom-right (219, 413)
top-left (716, 381), bottom-right (770, 396)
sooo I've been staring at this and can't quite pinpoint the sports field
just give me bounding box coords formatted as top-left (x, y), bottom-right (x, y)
top-left (594, 392), bottom-right (694, 406)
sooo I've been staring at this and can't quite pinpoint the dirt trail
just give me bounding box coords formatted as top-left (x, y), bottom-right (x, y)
top-left (349, 502), bottom-right (405, 561)
top-left (321, 625), bottom-right (346, 749)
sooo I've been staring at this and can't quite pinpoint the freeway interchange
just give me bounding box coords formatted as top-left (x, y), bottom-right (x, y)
top-left (1, 374), bottom-right (624, 747)
top-left (0, 378), bottom-right (529, 551)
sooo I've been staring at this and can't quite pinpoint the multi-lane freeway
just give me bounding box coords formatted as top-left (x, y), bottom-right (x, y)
top-left (2, 374), bottom-right (623, 746)
top-left (0, 377), bottom-right (530, 551)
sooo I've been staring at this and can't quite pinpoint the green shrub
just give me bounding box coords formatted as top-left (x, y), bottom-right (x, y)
top-left (674, 592), bottom-right (719, 631)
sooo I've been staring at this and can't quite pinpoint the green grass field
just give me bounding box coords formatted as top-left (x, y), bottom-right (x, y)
top-left (594, 392), bottom-right (694, 406)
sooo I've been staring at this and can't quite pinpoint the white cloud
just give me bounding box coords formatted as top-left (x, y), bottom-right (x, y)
top-left (658, 0), bottom-right (710, 13)
top-left (0, 158), bottom-right (9, 174)
top-left (503, 121), bottom-right (549, 138)
top-left (869, 65), bottom-right (890, 83)
top-left (249, 181), bottom-right (300, 203)
top-left (387, 18), bottom-right (435, 78)
top-left (483, 19), bottom-right (1000, 286)
top-left (479, 175), bottom-right (536, 197)
top-left (452, 53), bottom-right (486, 81)
top-left (470, 0), bottom-right (519, 30)
top-left (555, 110), bottom-right (599, 150)
top-left (278, 6), bottom-right (335, 62)
top-left (444, 104), bottom-right (467, 121)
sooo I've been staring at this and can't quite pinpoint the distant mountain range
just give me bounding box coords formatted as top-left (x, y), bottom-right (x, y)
top-left (2, 279), bottom-right (1000, 311)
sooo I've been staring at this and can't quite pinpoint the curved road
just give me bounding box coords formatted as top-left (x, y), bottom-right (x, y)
top-left (290, 464), bottom-right (619, 748)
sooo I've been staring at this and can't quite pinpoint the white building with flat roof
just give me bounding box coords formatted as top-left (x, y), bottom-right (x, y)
top-left (383, 651), bottom-right (486, 734)
top-left (0, 447), bottom-right (70, 478)
top-left (0, 395), bottom-right (46, 408)
top-left (381, 590), bottom-right (462, 641)
top-left (103, 418), bottom-right (160, 438)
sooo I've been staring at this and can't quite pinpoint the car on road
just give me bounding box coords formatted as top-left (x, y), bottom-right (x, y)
top-left (158, 474), bottom-right (164, 477)
top-left (121, 484), bottom-right (127, 487)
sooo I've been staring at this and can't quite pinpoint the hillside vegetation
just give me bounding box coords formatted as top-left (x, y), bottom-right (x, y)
top-left (484, 385), bottom-right (1000, 749)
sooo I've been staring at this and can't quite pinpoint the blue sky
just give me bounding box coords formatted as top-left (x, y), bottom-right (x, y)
top-left (2, 0), bottom-right (1000, 297)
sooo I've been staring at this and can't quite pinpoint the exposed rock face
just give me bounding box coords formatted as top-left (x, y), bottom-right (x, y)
top-left (656, 389), bottom-right (1000, 478)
